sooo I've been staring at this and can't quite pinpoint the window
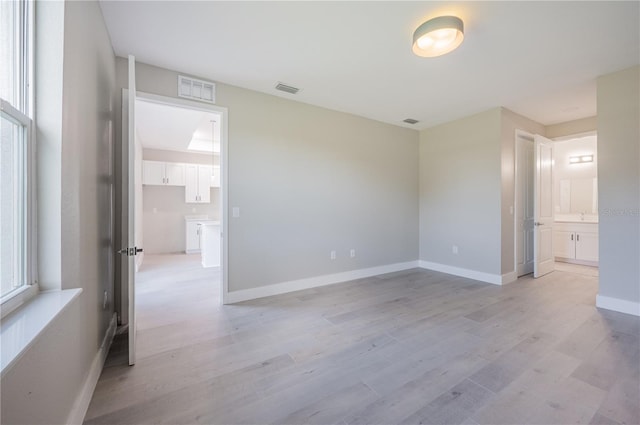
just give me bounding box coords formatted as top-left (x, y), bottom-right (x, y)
top-left (1, 0), bottom-right (35, 307)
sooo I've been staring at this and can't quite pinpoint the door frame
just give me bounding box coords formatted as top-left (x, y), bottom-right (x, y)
top-left (129, 90), bottom-right (229, 305)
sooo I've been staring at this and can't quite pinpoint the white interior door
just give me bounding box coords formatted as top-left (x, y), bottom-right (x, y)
top-left (533, 134), bottom-right (555, 278)
top-left (516, 135), bottom-right (535, 276)
top-left (121, 55), bottom-right (138, 365)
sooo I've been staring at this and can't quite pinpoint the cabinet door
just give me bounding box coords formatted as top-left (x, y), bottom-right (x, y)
top-left (185, 221), bottom-right (201, 253)
top-left (164, 163), bottom-right (185, 186)
top-left (553, 230), bottom-right (575, 259)
top-left (197, 165), bottom-right (212, 203)
top-left (185, 164), bottom-right (199, 203)
top-left (576, 232), bottom-right (598, 262)
top-left (142, 160), bottom-right (165, 185)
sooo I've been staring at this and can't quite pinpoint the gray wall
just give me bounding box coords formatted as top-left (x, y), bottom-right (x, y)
top-left (419, 107), bottom-right (544, 278)
top-left (2, 1), bottom-right (117, 424)
top-left (597, 65), bottom-right (640, 305)
top-left (419, 108), bottom-right (503, 275)
top-left (546, 116), bottom-right (597, 139)
top-left (114, 58), bottom-right (419, 294)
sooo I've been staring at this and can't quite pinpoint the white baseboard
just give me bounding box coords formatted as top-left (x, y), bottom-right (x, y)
top-left (66, 312), bottom-right (118, 425)
top-left (501, 271), bottom-right (518, 285)
top-left (418, 260), bottom-right (512, 285)
top-left (596, 294), bottom-right (640, 317)
top-left (224, 261), bottom-right (420, 304)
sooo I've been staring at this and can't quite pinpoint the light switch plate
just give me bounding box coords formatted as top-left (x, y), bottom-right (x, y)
top-left (232, 207), bottom-right (240, 218)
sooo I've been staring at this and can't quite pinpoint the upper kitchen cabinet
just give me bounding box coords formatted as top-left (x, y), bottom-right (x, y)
top-left (143, 160), bottom-right (185, 186)
top-left (185, 164), bottom-right (212, 203)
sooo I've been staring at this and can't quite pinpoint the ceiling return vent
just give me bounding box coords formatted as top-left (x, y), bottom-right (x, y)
top-left (178, 75), bottom-right (216, 103)
top-left (403, 118), bottom-right (419, 124)
top-left (275, 82), bottom-right (300, 94)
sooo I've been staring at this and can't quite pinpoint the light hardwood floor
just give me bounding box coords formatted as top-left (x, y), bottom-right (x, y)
top-left (84, 255), bottom-right (639, 425)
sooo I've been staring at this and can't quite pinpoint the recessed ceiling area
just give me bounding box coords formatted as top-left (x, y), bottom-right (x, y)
top-left (101, 2), bottom-right (640, 129)
top-left (136, 99), bottom-right (221, 154)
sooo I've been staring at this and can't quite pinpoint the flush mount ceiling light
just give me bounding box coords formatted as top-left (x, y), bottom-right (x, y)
top-left (412, 16), bottom-right (464, 57)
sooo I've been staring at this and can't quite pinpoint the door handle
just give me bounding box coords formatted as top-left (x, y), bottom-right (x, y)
top-left (571, 234), bottom-right (573, 241)
top-left (576, 234), bottom-right (580, 242)
top-left (118, 247), bottom-right (143, 256)
top-left (534, 222), bottom-right (543, 226)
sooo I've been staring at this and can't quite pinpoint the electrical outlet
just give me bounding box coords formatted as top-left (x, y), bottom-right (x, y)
top-left (452, 245), bottom-right (459, 255)
top-left (350, 249), bottom-right (356, 258)
top-left (330, 250), bottom-right (336, 260)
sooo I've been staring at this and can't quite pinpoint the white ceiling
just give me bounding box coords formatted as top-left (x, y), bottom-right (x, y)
top-left (136, 99), bottom-right (221, 153)
top-left (102, 1), bottom-right (639, 130)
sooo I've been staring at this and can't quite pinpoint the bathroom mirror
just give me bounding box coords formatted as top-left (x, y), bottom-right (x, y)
top-left (559, 177), bottom-right (598, 214)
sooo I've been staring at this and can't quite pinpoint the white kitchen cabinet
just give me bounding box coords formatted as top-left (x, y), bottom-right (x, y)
top-left (185, 221), bottom-right (201, 253)
top-left (142, 160), bottom-right (185, 186)
top-left (553, 222), bottom-right (598, 264)
top-left (185, 164), bottom-right (212, 203)
top-left (200, 222), bottom-right (221, 268)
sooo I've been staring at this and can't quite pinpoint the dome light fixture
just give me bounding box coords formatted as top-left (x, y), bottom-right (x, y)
top-left (412, 16), bottom-right (464, 57)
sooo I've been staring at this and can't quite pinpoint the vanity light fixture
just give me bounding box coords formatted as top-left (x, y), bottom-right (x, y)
top-left (412, 16), bottom-right (464, 57)
top-left (569, 155), bottom-right (594, 164)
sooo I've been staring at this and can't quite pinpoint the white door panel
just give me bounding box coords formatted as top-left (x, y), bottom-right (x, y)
top-left (125, 55), bottom-right (138, 366)
top-left (533, 134), bottom-right (555, 278)
top-left (516, 135), bottom-right (535, 276)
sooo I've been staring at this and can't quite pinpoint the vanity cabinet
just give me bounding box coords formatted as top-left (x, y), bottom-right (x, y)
top-left (553, 222), bottom-right (598, 264)
top-left (142, 160), bottom-right (185, 186)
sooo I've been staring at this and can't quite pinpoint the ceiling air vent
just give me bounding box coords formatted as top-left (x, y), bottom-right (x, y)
top-left (275, 82), bottom-right (300, 94)
top-left (403, 118), bottom-right (419, 124)
top-left (178, 75), bottom-right (216, 103)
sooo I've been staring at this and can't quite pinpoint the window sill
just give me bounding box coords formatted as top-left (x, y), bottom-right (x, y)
top-left (0, 288), bottom-right (82, 377)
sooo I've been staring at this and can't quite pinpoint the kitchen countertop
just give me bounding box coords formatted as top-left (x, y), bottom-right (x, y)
top-left (197, 220), bottom-right (220, 226)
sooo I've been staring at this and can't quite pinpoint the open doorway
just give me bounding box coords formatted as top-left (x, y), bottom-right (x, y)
top-left (134, 97), bottom-right (222, 273)
top-left (515, 131), bottom-right (599, 279)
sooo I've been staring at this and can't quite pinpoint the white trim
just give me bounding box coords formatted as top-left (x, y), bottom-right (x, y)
top-left (1, 288), bottom-right (82, 376)
top-left (67, 312), bottom-right (118, 425)
top-left (596, 295), bottom-right (640, 317)
top-left (224, 261), bottom-right (419, 304)
top-left (418, 260), bottom-right (512, 285)
top-left (0, 284), bottom-right (38, 319)
top-left (501, 271), bottom-right (518, 285)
